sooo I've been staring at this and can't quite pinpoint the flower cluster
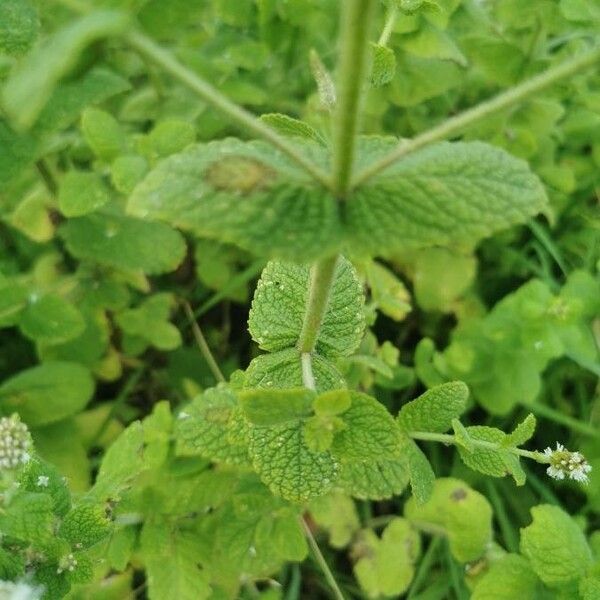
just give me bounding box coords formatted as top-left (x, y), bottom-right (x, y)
top-left (0, 414), bottom-right (32, 470)
top-left (544, 442), bottom-right (592, 484)
top-left (56, 553), bottom-right (77, 574)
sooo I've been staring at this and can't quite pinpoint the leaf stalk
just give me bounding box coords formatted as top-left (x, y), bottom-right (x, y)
top-left (351, 44), bottom-right (600, 187)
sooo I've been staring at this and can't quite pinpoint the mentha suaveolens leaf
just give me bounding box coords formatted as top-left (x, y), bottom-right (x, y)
top-left (175, 385), bottom-right (250, 466)
top-left (405, 478), bottom-right (493, 563)
top-left (128, 138), bottom-right (340, 261)
top-left (248, 421), bottom-right (339, 503)
top-left (353, 518), bottom-right (421, 598)
top-left (245, 349), bottom-right (346, 392)
top-left (248, 256), bottom-right (365, 358)
top-left (520, 504), bottom-right (593, 588)
top-left (347, 139), bottom-right (549, 256)
top-left (398, 380), bottom-right (468, 433)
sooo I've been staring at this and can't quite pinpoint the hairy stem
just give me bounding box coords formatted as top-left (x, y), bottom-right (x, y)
top-left (378, 4), bottom-right (398, 46)
top-left (352, 45), bottom-right (600, 187)
top-left (297, 255), bottom-right (340, 355)
top-left (125, 31), bottom-right (332, 190)
top-left (409, 431), bottom-right (546, 462)
top-left (301, 517), bottom-right (346, 600)
top-left (331, 0), bottom-right (376, 198)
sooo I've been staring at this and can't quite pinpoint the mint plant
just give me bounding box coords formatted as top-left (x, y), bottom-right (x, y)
top-left (0, 0), bottom-right (599, 598)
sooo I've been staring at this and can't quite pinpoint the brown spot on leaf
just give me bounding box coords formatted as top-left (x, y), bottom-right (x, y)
top-left (205, 156), bottom-right (276, 194)
top-left (450, 488), bottom-right (467, 502)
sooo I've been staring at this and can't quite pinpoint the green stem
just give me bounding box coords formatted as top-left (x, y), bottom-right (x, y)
top-left (523, 400), bottom-right (600, 439)
top-left (183, 301), bottom-right (226, 383)
top-left (301, 518), bottom-right (346, 600)
top-left (409, 431), bottom-right (546, 462)
top-left (125, 31), bottom-right (332, 190)
top-left (297, 255), bottom-right (340, 354)
top-left (90, 367), bottom-right (143, 447)
top-left (193, 259), bottom-right (265, 319)
top-left (378, 4), bottom-right (398, 46)
top-left (406, 537), bottom-right (441, 600)
top-left (331, 0), bottom-right (376, 198)
top-left (351, 44), bottom-right (600, 188)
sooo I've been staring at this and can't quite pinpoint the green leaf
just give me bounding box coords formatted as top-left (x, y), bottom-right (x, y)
top-left (248, 421), bottom-right (338, 502)
top-left (338, 455), bottom-right (410, 500)
top-left (365, 261), bottom-right (411, 321)
top-left (353, 519), bottom-right (421, 598)
top-left (141, 520), bottom-right (212, 600)
top-left (403, 22), bottom-right (467, 66)
top-left (142, 119), bottom-right (196, 159)
top-left (81, 107), bottom-right (128, 161)
top-left (0, 491), bottom-right (54, 544)
top-left (128, 138), bottom-right (339, 261)
top-left (406, 440), bottom-right (435, 505)
top-left (260, 113), bottom-right (325, 144)
top-left (245, 348), bottom-right (346, 392)
top-left (260, 508), bottom-right (308, 562)
top-left (2, 10), bottom-right (130, 130)
top-left (370, 43), bottom-right (396, 86)
top-left (58, 171), bottom-right (111, 218)
top-left (0, 546), bottom-right (24, 579)
top-left (8, 189), bottom-right (53, 242)
top-left (33, 67), bottom-right (130, 137)
top-left (309, 491), bottom-right (360, 548)
top-left (0, 361), bottom-right (94, 426)
top-left (111, 155), bottom-right (149, 194)
top-left (239, 387), bottom-right (315, 426)
top-left (88, 421), bottom-right (145, 501)
top-left (309, 48), bottom-right (336, 110)
top-left (405, 478), bottom-right (493, 562)
top-left (348, 140), bottom-right (548, 256)
top-left (18, 457), bottom-right (71, 517)
top-left (471, 554), bottom-right (542, 600)
top-left (505, 414), bottom-right (537, 447)
top-left (0, 0), bottom-right (39, 56)
top-left (457, 426), bottom-right (526, 485)
top-left (248, 257), bottom-right (365, 358)
top-left (398, 381), bottom-right (468, 433)
top-left (0, 279), bottom-right (28, 327)
top-left (61, 211), bottom-right (186, 275)
top-left (59, 503), bottom-right (112, 549)
top-left (331, 392), bottom-right (403, 461)
top-left (389, 53), bottom-right (462, 106)
top-left (175, 385), bottom-right (249, 466)
top-left (115, 293), bottom-right (182, 351)
top-left (303, 414), bottom-right (344, 452)
top-left (19, 294), bottom-right (85, 345)
top-left (520, 505), bottom-right (592, 587)
top-left (314, 389), bottom-right (352, 416)
top-left (412, 247), bottom-right (476, 312)
top-left (0, 120), bottom-right (36, 190)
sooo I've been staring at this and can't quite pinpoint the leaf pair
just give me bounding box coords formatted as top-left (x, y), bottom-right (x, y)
top-left (128, 137), bottom-right (548, 261)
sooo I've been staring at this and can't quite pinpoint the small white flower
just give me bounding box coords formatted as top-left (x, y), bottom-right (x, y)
top-left (544, 442), bottom-right (592, 484)
top-left (0, 414), bottom-right (33, 471)
top-left (56, 553), bottom-right (77, 574)
top-left (36, 475), bottom-right (50, 487)
top-left (177, 411), bottom-right (190, 420)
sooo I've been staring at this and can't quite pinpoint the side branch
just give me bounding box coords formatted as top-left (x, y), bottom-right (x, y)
top-left (351, 45), bottom-right (600, 188)
top-left (126, 31), bottom-right (333, 190)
